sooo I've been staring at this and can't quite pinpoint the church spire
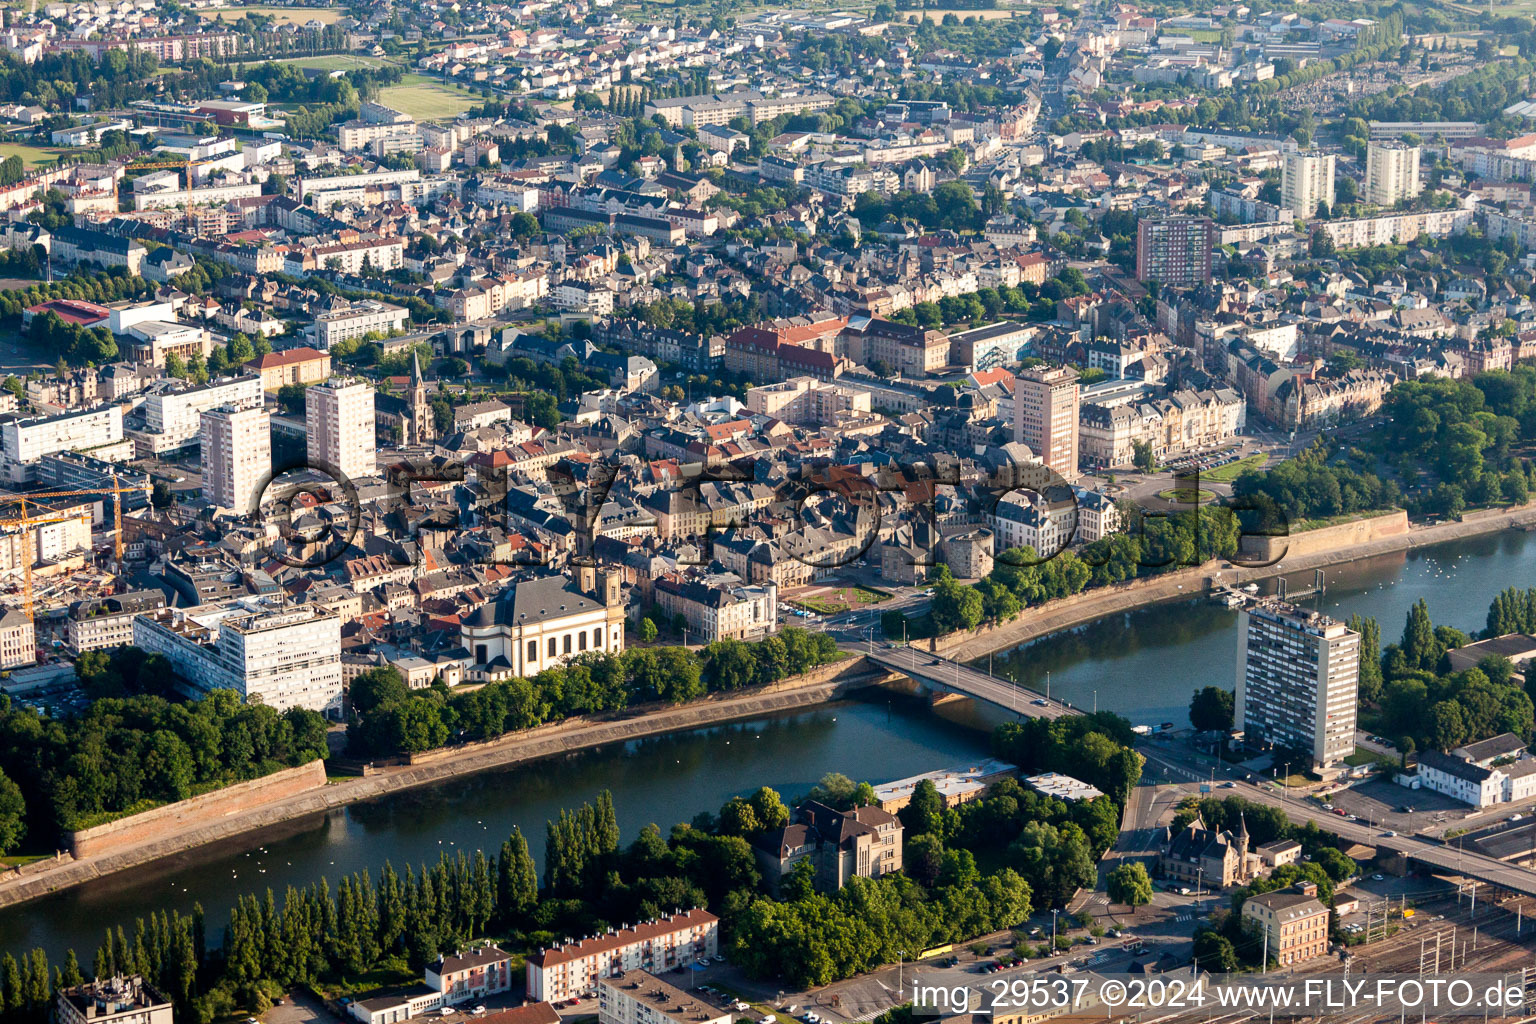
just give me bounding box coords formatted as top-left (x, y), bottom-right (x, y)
top-left (411, 346), bottom-right (424, 386)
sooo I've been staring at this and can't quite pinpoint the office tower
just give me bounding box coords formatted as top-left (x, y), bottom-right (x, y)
top-left (1365, 140), bottom-right (1421, 207)
top-left (1135, 215), bottom-right (1215, 287)
top-left (201, 404), bottom-right (271, 514)
top-left (1281, 150), bottom-right (1336, 219)
top-left (1013, 365), bottom-right (1079, 481)
top-left (1235, 600), bottom-right (1359, 769)
top-left (306, 377), bottom-right (376, 481)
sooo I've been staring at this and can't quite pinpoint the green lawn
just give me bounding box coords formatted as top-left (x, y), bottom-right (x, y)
top-left (0, 142), bottom-right (71, 168)
top-left (1158, 488), bottom-right (1217, 504)
top-left (272, 54), bottom-right (403, 71)
top-left (206, 5), bottom-right (347, 25)
top-left (1344, 748), bottom-right (1392, 768)
top-left (1200, 453), bottom-right (1267, 482)
top-left (377, 74), bottom-right (484, 120)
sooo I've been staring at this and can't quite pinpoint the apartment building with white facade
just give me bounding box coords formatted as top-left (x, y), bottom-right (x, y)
top-left (132, 599), bottom-right (344, 713)
top-left (1281, 150), bottom-right (1335, 218)
top-left (306, 377), bottom-right (377, 481)
top-left (307, 300), bottom-right (411, 350)
top-left (131, 374), bottom-right (263, 456)
top-left (201, 404), bottom-right (271, 513)
top-left (1235, 600), bottom-right (1359, 769)
top-left (0, 405), bottom-right (123, 483)
top-left (1365, 140), bottom-right (1421, 207)
top-left (598, 972), bottom-right (730, 1024)
top-left (525, 909), bottom-right (719, 1003)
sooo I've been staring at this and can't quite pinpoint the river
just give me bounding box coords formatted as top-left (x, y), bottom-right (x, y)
top-left (4, 528), bottom-right (1536, 962)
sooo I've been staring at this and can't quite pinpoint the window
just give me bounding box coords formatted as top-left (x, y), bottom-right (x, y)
top-left (579, 631), bottom-right (587, 651)
top-left (549, 637), bottom-right (557, 657)
top-left (475, 644), bottom-right (487, 665)
top-left (594, 627), bottom-right (603, 647)
top-left (564, 634), bottom-right (572, 655)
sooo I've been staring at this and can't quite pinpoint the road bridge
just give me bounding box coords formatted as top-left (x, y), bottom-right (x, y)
top-left (861, 645), bottom-right (1079, 720)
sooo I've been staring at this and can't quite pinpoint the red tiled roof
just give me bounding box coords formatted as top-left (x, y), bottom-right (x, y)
top-left (247, 347), bottom-right (329, 370)
top-left (527, 909), bottom-right (717, 969)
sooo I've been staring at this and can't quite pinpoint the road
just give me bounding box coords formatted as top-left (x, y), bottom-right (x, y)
top-left (858, 645), bottom-right (1078, 720)
top-left (1137, 743), bottom-right (1536, 898)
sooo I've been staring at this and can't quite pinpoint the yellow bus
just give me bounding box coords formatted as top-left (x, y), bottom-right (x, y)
top-left (918, 944), bottom-right (954, 960)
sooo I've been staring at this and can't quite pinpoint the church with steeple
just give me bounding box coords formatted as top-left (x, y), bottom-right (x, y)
top-left (376, 348), bottom-right (435, 446)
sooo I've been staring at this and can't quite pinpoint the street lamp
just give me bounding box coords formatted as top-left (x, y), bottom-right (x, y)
top-left (897, 949), bottom-right (908, 994)
top-left (1051, 908), bottom-right (1060, 956)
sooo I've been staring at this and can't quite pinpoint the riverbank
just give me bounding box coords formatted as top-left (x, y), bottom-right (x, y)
top-left (0, 657), bottom-right (891, 911)
top-left (938, 502), bottom-right (1536, 663)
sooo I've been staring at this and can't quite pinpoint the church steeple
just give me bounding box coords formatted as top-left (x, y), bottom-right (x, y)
top-left (407, 348), bottom-right (431, 445)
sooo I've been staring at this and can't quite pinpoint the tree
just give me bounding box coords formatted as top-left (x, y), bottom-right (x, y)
top-left (496, 827), bottom-right (538, 924)
top-left (0, 769), bottom-right (24, 855)
top-left (151, 481), bottom-right (173, 509)
top-left (1188, 687), bottom-right (1235, 732)
top-left (1348, 614), bottom-right (1384, 703)
top-left (899, 778), bottom-right (947, 837)
top-left (638, 618), bottom-right (658, 643)
top-left (1106, 862), bottom-right (1153, 912)
top-left (1192, 930), bottom-right (1238, 972)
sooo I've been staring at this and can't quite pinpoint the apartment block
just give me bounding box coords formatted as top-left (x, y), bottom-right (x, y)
top-left (66, 589), bottom-right (167, 653)
top-left (1365, 140), bottom-right (1421, 207)
top-left (133, 599), bottom-right (344, 714)
top-left (308, 301), bottom-right (411, 351)
top-left (598, 972), bottom-right (731, 1024)
top-left (1136, 215), bottom-right (1214, 287)
top-left (306, 377), bottom-right (377, 482)
top-left (525, 909), bottom-right (719, 1003)
top-left (0, 405), bottom-right (124, 484)
top-left (1013, 365), bottom-right (1080, 481)
top-left (1281, 150), bottom-right (1335, 218)
top-left (56, 976), bottom-right (173, 1024)
top-left (1235, 600), bottom-right (1359, 769)
top-left (133, 374), bottom-right (263, 456)
top-left (201, 404), bottom-right (271, 514)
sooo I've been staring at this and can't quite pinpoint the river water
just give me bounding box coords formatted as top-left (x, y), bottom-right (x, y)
top-left (4, 528), bottom-right (1536, 962)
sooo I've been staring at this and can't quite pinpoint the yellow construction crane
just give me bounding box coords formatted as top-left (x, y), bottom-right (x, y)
top-left (0, 476), bottom-right (153, 629)
top-left (124, 159), bottom-right (215, 191)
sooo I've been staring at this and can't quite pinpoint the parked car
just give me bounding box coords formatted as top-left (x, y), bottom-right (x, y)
top-left (472, 1008), bottom-right (486, 1017)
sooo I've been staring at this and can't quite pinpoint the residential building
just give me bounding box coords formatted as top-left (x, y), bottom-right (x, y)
top-left (56, 976), bottom-right (173, 1024)
top-left (132, 599), bottom-right (344, 714)
top-left (652, 576), bottom-right (776, 642)
top-left (132, 375), bottom-right (263, 456)
top-left (1136, 215), bottom-right (1214, 287)
top-left (1241, 882), bottom-right (1330, 967)
top-left (752, 801), bottom-right (903, 894)
top-left (1411, 736), bottom-right (1536, 808)
top-left (426, 946), bottom-right (513, 1006)
top-left (307, 378), bottom-right (377, 481)
top-left (460, 569), bottom-right (626, 681)
top-left (1013, 365), bottom-right (1080, 481)
top-left (0, 608), bottom-right (34, 669)
top-left (308, 300), bottom-right (410, 350)
top-left (745, 377), bottom-right (870, 426)
top-left (0, 405), bottom-right (124, 484)
top-left (846, 317), bottom-right (950, 376)
top-left (598, 972), bottom-right (731, 1024)
top-left (201, 405), bottom-right (271, 514)
top-left (1235, 600), bottom-right (1359, 770)
top-left (66, 590), bottom-right (166, 653)
top-left (1365, 140), bottom-right (1421, 207)
top-left (524, 909), bottom-right (719, 1003)
top-left (1281, 150), bottom-right (1335, 218)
